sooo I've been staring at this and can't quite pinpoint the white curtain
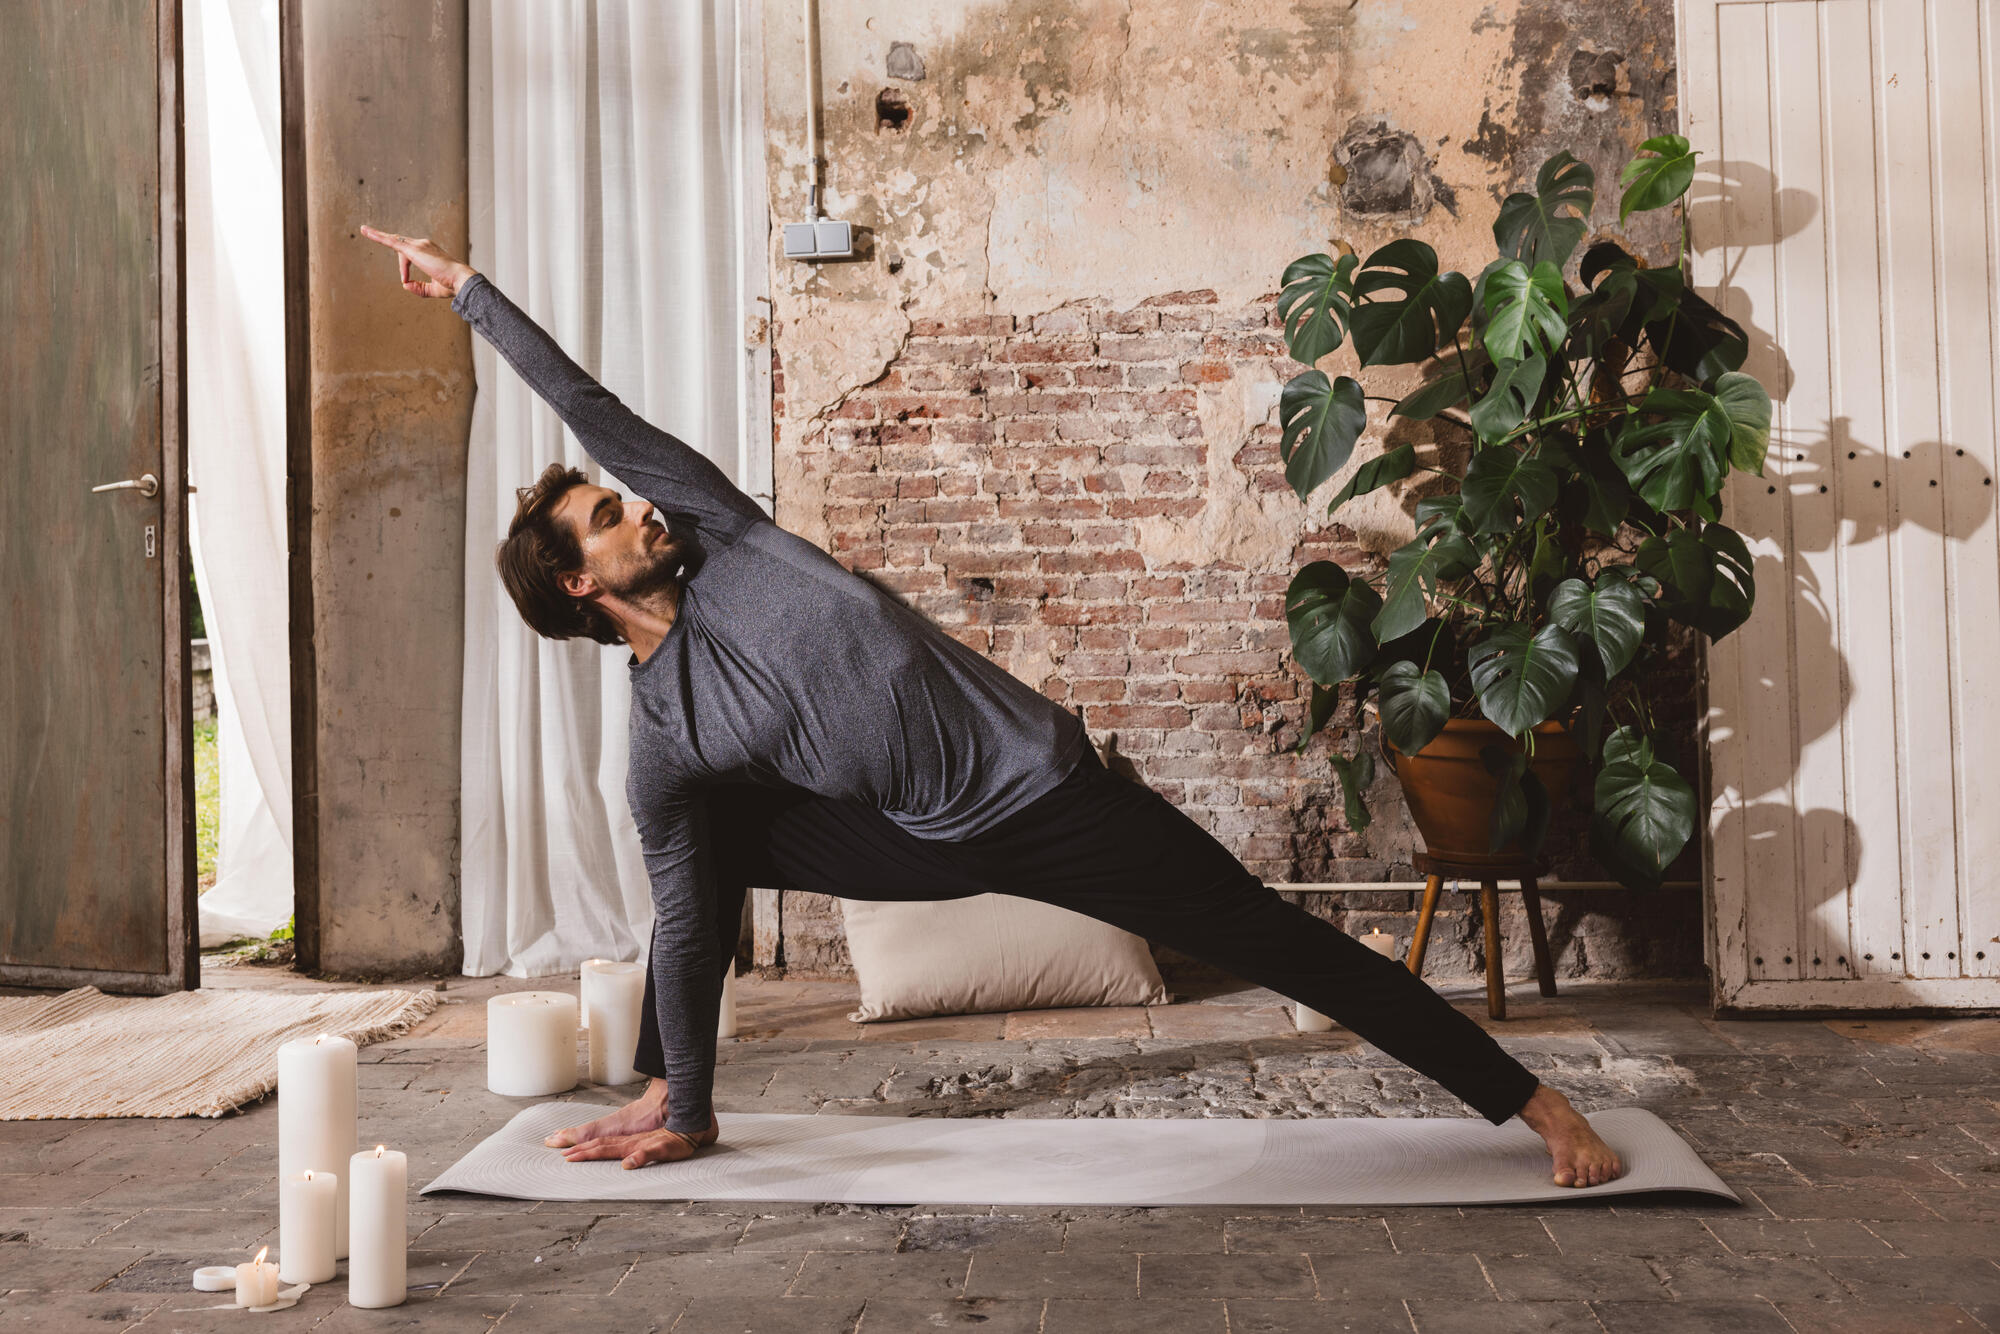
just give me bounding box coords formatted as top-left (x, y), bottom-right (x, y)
top-left (462, 1), bottom-right (761, 977)
top-left (185, 0), bottom-right (294, 948)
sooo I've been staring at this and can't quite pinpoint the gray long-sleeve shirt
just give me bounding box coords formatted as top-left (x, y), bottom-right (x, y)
top-left (454, 273), bottom-right (1088, 1135)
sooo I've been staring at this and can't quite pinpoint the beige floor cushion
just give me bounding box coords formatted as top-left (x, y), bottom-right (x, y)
top-left (839, 894), bottom-right (1171, 1022)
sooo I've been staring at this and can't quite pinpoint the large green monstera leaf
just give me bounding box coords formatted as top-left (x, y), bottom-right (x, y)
top-left (1376, 660), bottom-right (1451, 756)
top-left (1469, 622), bottom-right (1580, 737)
top-left (1614, 373), bottom-right (1771, 514)
top-left (1350, 239), bottom-right (1474, 368)
top-left (1482, 260), bottom-right (1570, 363)
top-left (1547, 576), bottom-right (1647, 677)
top-left (1278, 370), bottom-right (1368, 502)
top-left (1494, 149), bottom-right (1596, 270)
top-left (1461, 442), bottom-right (1559, 533)
top-left (1276, 250), bottom-right (1357, 366)
top-left (1286, 560), bottom-right (1381, 685)
top-left (1619, 134), bottom-right (1697, 223)
top-left (1590, 727), bottom-right (1698, 886)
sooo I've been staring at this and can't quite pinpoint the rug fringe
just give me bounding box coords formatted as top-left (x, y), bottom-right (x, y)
top-left (196, 988), bottom-right (442, 1119)
top-left (0, 986), bottom-right (445, 1120)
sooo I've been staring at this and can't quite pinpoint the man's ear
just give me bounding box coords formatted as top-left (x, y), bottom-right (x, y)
top-left (559, 568), bottom-right (596, 600)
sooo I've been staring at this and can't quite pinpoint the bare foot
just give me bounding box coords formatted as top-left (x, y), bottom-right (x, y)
top-left (543, 1078), bottom-right (669, 1149)
top-left (1515, 1084), bottom-right (1625, 1188)
top-left (561, 1111), bottom-right (721, 1169)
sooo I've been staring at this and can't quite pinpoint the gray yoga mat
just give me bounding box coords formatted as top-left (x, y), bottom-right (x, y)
top-left (422, 1104), bottom-right (1738, 1207)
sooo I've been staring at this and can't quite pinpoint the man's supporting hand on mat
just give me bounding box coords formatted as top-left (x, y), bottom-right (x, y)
top-left (543, 1078), bottom-right (720, 1169)
top-left (1517, 1084), bottom-right (1624, 1188)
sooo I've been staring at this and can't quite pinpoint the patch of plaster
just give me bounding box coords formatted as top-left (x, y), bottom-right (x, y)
top-left (1130, 364), bottom-right (1295, 571)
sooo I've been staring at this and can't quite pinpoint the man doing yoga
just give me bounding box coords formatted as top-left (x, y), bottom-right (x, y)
top-left (363, 226), bottom-right (1623, 1188)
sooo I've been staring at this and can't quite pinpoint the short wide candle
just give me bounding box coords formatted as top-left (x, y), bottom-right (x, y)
top-left (278, 1168), bottom-right (337, 1283)
top-left (348, 1146), bottom-right (407, 1309)
top-left (584, 962), bottom-right (645, 1086)
top-left (234, 1246), bottom-right (278, 1308)
top-left (276, 1034), bottom-right (357, 1259)
top-left (1360, 929), bottom-right (1399, 959)
top-left (487, 992), bottom-right (579, 1096)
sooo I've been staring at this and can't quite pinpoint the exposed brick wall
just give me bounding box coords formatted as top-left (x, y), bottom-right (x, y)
top-left (780, 291), bottom-right (1341, 871)
top-left (766, 289), bottom-right (1705, 983)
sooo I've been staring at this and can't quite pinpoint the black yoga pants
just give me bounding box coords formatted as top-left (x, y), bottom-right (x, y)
top-left (633, 747), bottom-right (1542, 1126)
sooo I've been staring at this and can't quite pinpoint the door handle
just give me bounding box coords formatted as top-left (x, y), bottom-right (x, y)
top-left (91, 473), bottom-right (159, 498)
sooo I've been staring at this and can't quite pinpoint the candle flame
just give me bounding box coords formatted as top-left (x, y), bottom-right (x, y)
top-left (303, 1169), bottom-right (313, 1181)
top-left (254, 1245), bottom-right (269, 1264)
top-left (375, 1144), bottom-right (386, 1157)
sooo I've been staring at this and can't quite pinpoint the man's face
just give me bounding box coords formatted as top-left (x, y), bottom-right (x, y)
top-left (552, 483), bottom-right (688, 603)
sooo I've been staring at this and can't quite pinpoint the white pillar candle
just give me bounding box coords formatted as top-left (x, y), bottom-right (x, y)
top-left (1360, 928), bottom-right (1399, 958)
top-left (276, 1034), bottom-right (357, 1259)
top-left (277, 1168), bottom-right (337, 1284)
top-left (347, 1145), bottom-right (406, 1309)
top-left (578, 958), bottom-right (614, 1030)
top-left (717, 964), bottom-right (737, 1040)
top-left (585, 962), bottom-right (646, 1086)
top-left (234, 1246), bottom-right (278, 1308)
top-left (1293, 1001), bottom-right (1336, 1032)
top-left (486, 992), bottom-right (579, 1096)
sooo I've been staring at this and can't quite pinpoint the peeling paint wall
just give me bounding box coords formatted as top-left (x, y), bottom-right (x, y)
top-left (760, 0), bottom-right (1698, 980)
top-left (303, 0), bottom-right (471, 978)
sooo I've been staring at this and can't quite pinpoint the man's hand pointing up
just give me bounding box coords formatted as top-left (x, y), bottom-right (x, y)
top-left (359, 225), bottom-right (477, 298)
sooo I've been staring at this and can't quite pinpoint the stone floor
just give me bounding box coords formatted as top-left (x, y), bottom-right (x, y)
top-left (4, 965), bottom-right (2000, 1333)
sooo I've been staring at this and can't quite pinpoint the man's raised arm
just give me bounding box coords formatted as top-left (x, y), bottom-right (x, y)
top-left (359, 226), bottom-right (766, 543)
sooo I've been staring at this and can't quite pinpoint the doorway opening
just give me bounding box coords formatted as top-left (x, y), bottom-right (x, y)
top-left (184, 0), bottom-right (298, 968)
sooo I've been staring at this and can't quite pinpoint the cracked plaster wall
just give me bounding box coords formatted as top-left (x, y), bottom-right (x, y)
top-left (759, 0), bottom-right (1694, 981)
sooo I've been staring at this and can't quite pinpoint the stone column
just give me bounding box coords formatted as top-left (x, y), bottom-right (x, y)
top-left (299, 0), bottom-right (470, 977)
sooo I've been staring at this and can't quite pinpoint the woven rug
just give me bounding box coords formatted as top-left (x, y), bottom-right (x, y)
top-left (423, 1105), bottom-right (1739, 1207)
top-left (0, 985), bottom-right (437, 1119)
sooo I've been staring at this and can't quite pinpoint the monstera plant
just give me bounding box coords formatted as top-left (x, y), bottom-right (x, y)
top-left (1275, 136), bottom-right (1770, 888)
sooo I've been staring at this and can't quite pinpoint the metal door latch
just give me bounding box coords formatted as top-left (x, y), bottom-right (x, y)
top-left (92, 473), bottom-right (160, 498)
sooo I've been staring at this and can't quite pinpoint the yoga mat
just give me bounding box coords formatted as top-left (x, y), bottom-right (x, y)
top-left (423, 1105), bottom-right (1738, 1207)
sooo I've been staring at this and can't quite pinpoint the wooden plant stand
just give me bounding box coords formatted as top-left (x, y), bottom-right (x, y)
top-left (1405, 852), bottom-right (1558, 1020)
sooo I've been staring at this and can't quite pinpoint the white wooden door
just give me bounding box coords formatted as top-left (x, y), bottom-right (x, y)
top-left (1686, 0), bottom-right (2000, 1009)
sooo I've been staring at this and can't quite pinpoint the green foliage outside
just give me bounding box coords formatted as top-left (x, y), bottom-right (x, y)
top-left (194, 716), bottom-right (219, 885)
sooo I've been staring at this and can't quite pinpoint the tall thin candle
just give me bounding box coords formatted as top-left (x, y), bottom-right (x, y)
top-left (348, 1144), bottom-right (407, 1308)
top-left (277, 1034), bottom-right (357, 1258)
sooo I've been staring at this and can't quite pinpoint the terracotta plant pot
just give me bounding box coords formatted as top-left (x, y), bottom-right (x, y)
top-left (1384, 718), bottom-right (1582, 868)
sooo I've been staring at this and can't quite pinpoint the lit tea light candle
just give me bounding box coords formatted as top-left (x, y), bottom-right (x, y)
top-left (278, 1168), bottom-right (337, 1284)
top-left (234, 1246), bottom-right (278, 1308)
top-left (486, 991), bottom-right (579, 1096)
top-left (277, 1034), bottom-right (357, 1258)
top-left (348, 1144), bottom-right (407, 1309)
top-left (584, 962), bottom-right (645, 1086)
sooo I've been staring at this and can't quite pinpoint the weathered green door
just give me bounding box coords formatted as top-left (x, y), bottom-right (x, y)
top-left (1, 0), bottom-right (196, 993)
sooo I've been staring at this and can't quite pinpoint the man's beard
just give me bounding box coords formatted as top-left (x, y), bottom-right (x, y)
top-left (598, 538), bottom-right (686, 601)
